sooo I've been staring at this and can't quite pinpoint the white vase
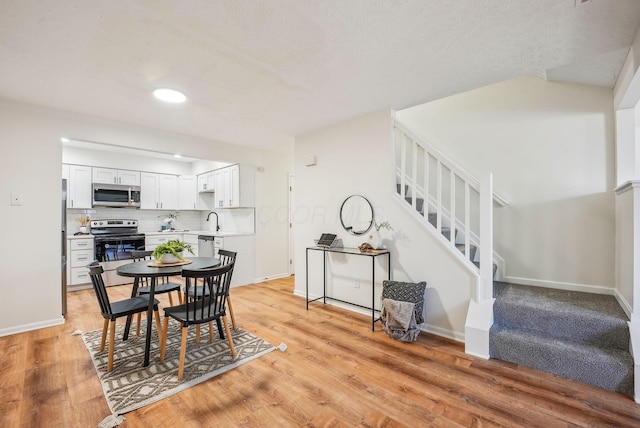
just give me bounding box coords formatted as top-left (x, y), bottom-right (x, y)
top-left (367, 230), bottom-right (383, 249)
top-left (159, 252), bottom-right (183, 264)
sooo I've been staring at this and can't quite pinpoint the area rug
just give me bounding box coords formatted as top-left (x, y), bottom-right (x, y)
top-left (81, 321), bottom-right (276, 420)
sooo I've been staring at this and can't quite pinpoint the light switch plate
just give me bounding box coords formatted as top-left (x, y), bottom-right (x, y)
top-left (10, 193), bottom-right (23, 206)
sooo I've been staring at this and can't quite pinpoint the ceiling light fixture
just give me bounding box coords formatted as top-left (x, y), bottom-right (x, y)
top-left (153, 88), bottom-right (187, 103)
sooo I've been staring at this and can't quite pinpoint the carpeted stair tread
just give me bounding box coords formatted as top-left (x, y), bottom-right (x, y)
top-left (428, 212), bottom-right (437, 227)
top-left (404, 197), bottom-right (424, 213)
top-left (493, 282), bottom-right (629, 350)
top-left (490, 325), bottom-right (634, 396)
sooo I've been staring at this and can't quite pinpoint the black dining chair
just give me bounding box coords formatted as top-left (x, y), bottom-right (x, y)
top-left (184, 249), bottom-right (238, 330)
top-left (159, 262), bottom-right (236, 380)
top-left (130, 250), bottom-right (183, 336)
top-left (87, 260), bottom-right (162, 371)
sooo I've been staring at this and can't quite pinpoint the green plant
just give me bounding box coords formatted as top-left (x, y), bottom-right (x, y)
top-left (374, 220), bottom-right (393, 231)
top-left (151, 239), bottom-right (194, 261)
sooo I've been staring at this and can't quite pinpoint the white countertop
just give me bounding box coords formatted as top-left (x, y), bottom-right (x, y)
top-left (68, 231), bottom-right (254, 239)
top-left (67, 233), bottom-right (94, 240)
top-left (142, 230), bottom-right (254, 238)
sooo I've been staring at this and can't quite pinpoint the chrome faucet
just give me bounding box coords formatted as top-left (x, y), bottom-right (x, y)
top-left (206, 211), bottom-right (220, 231)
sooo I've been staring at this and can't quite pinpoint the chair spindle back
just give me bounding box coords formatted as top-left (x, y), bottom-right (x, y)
top-left (182, 262), bottom-right (234, 324)
top-left (87, 260), bottom-right (113, 317)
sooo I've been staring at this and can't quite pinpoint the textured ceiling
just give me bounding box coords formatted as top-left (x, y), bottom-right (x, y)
top-left (1, 0), bottom-right (640, 152)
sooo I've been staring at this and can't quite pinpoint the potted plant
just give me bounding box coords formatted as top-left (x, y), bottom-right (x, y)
top-left (158, 212), bottom-right (180, 231)
top-left (152, 239), bottom-right (194, 263)
top-left (367, 220), bottom-right (393, 250)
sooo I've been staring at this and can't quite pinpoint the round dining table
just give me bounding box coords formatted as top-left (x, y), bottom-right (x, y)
top-left (117, 256), bottom-right (221, 367)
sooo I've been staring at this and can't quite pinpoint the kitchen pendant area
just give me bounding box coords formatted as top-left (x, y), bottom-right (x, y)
top-left (62, 141), bottom-right (257, 293)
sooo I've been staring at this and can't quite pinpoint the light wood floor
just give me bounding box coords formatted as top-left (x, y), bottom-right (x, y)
top-left (2, 276), bottom-right (640, 427)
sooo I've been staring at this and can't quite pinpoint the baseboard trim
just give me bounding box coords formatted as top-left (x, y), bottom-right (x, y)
top-left (253, 273), bottom-right (291, 283)
top-left (502, 276), bottom-right (615, 296)
top-left (294, 288), bottom-right (465, 342)
top-left (423, 323), bottom-right (465, 343)
top-left (615, 289), bottom-right (634, 320)
top-left (0, 316), bottom-right (65, 337)
top-left (68, 284), bottom-right (92, 292)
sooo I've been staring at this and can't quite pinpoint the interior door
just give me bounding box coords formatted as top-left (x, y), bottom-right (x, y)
top-left (288, 173), bottom-right (295, 275)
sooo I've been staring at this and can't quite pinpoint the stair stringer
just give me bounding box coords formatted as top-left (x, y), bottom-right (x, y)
top-left (392, 190), bottom-right (506, 281)
top-left (392, 192), bottom-right (482, 276)
top-left (630, 321), bottom-right (640, 403)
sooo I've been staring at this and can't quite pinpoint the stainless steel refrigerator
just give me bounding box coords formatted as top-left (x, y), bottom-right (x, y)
top-left (62, 179), bottom-right (67, 316)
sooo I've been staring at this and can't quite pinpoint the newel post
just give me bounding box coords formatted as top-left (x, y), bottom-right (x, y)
top-left (479, 173), bottom-right (494, 302)
top-left (464, 173), bottom-right (495, 359)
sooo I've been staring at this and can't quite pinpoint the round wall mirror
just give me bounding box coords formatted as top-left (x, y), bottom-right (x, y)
top-left (340, 195), bottom-right (374, 235)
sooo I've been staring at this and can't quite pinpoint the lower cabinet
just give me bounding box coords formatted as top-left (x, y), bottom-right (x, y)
top-left (67, 238), bottom-right (94, 287)
top-left (143, 233), bottom-right (255, 287)
top-left (145, 234), bottom-right (181, 251)
top-left (220, 235), bottom-right (255, 287)
top-left (183, 234), bottom-right (199, 257)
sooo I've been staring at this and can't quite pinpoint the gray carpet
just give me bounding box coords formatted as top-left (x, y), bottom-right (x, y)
top-left (489, 282), bottom-right (634, 397)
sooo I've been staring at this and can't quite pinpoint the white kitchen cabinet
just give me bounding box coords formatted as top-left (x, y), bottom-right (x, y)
top-left (178, 175), bottom-right (198, 210)
top-left (213, 164), bottom-right (255, 208)
top-left (67, 165), bottom-right (92, 209)
top-left (141, 172), bottom-right (178, 210)
top-left (67, 238), bottom-right (94, 286)
top-left (213, 168), bottom-right (226, 207)
top-left (222, 235), bottom-right (255, 287)
top-left (229, 165), bottom-right (241, 207)
top-left (145, 234), bottom-right (181, 251)
top-left (93, 167), bottom-right (140, 186)
top-left (183, 234), bottom-right (199, 256)
top-left (198, 171), bottom-right (215, 192)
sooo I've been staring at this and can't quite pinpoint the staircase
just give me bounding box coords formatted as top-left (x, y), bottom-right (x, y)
top-left (490, 282), bottom-right (634, 396)
top-left (393, 120), bottom-right (502, 282)
top-left (392, 118), bottom-right (634, 397)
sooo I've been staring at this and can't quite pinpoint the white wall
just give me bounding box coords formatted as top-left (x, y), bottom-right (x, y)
top-left (294, 110), bottom-right (477, 341)
top-left (0, 98), bottom-right (293, 336)
top-left (0, 101), bottom-right (65, 334)
top-left (398, 76), bottom-right (616, 293)
top-left (615, 184), bottom-right (636, 319)
top-left (63, 146), bottom-right (193, 176)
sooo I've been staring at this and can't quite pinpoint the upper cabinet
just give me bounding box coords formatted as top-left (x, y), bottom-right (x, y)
top-left (61, 158), bottom-right (254, 211)
top-left (178, 175), bottom-right (198, 210)
top-left (93, 167), bottom-right (140, 186)
top-left (210, 164), bottom-right (254, 208)
top-left (67, 165), bottom-right (92, 209)
top-left (198, 171), bottom-right (215, 192)
top-left (140, 172), bottom-right (178, 210)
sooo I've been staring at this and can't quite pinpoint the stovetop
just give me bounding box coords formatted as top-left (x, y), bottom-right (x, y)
top-left (90, 219), bottom-right (143, 238)
top-left (90, 219), bottom-right (138, 229)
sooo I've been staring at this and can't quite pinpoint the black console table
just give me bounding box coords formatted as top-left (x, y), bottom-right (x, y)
top-left (305, 246), bottom-right (391, 330)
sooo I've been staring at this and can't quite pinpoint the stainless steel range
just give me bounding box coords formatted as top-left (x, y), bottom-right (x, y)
top-left (90, 219), bottom-right (145, 286)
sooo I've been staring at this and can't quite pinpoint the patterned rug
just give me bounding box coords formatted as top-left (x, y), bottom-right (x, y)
top-left (81, 321), bottom-right (276, 420)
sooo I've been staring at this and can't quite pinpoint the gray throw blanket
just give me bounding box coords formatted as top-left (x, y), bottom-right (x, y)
top-left (380, 298), bottom-right (421, 342)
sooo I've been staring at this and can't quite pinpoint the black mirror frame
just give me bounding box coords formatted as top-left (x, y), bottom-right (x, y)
top-left (339, 195), bottom-right (374, 235)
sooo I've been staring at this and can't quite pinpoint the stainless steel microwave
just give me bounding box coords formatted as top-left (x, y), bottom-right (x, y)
top-left (92, 183), bottom-right (141, 208)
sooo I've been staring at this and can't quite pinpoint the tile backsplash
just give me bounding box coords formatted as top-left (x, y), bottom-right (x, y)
top-left (66, 207), bottom-right (255, 235)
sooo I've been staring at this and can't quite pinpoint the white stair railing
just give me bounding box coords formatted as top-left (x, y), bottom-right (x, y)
top-left (392, 119), bottom-right (506, 301)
